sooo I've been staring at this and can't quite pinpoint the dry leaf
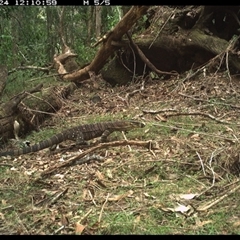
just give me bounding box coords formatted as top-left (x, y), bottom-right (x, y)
top-left (61, 214), bottom-right (69, 226)
top-left (179, 193), bottom-right (197, 200)
top-left (224, 126), bottom-right (233, 132)
top-left (199, 220), bottom-right (212, 227)
top-left (167, 173), bottom-right (179, 180)
top-left (95, 170), bottom-right (105, 181)
top-left (106, 169), bottom-right (113, 179)
top-left (190, 133), bottom-right (200, 139)
top-left (134, 215), bottom-right (141, 223)
top-left (82, 189), bottom-right (88, 200)
top-left (0, 212), bottom-right (5, 220)
top-left (24, 170), bottom-right (35, 176)
top-left (162, 203), bottom-right (192, 214)
top-left (233, 221), bottom-right (240, 227)
top-left (108, 190), bottom-right (134, 202)
top-left (143, 192), bottom-right (156, 199)
top-left (96, 179), bottom-right (107, 188)
top-left (195, 218), bottom-right (213, 228)
top-left (156, 114), bottom-right (167, 122)
top-left (144, 128), bottom-right (150, 134)
top-left (10, 167), bottom-right (17, 171)
top-left (75, 222), bottom-right (86, 235)
top-left (174, 203), bottom-right (191, 213)
top-left (102, 158), bottom-right (114, 165)
top-left (53, 174), bottom-right (65, 179)
top-left (170, 136), bottom-right (181, 143)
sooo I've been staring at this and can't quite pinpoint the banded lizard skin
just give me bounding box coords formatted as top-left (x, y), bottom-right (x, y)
top-left (0, 120), bottom-right (145, 157)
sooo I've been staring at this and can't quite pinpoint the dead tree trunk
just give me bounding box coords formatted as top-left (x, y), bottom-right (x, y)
top-left (102, 5), bottom-right (240, 84)
top-left (0, 83), bottom-right (77, 143)
top-left (133, 6), bottom-right (240, 75)
top-left (54, 6), bottom-right (150, 83)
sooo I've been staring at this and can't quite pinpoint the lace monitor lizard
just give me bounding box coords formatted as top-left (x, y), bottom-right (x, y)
top-left (0, 120), bottom-right (145, 157)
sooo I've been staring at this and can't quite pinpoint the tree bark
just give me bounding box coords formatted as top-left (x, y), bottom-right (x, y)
top-left (0, 83), bottom-right (77, 143)
top-left (55, 6), bottom-right (149, 83)
top-left (95, 6), bottom-right (102, 39)
top-left (116, 6), bottom-right (240, 76)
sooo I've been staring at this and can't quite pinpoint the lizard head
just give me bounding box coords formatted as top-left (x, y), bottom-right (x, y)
top-left (113, 120), bottom-right (145, 131)
top-left (128, 120), bottom-right (145, 129)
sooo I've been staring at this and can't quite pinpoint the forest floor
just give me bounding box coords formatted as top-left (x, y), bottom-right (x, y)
top-left (0, 71), bottom-right (240, 234)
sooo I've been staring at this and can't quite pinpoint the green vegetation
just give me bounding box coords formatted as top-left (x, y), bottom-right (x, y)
top-left (0, 6), bottom-right (123, 100)
top-left (1, 78), bottom-right (240, 234)
top-left (0, 6), bottom-right (240, 235)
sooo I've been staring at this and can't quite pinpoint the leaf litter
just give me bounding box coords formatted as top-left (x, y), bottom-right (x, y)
top-left (0, 75), bottom-right (240, 234)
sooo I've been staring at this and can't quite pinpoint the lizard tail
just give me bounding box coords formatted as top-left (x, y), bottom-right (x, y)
top-left (0, 133), bottom-right (65, 157)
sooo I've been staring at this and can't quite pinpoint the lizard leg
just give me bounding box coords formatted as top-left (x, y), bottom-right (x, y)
top-left (75, 132), bottom-right (88, 145)
top-left (49, 144), bottom-right (58, 151)
top-left (100, 130), bottom-right (113, 142)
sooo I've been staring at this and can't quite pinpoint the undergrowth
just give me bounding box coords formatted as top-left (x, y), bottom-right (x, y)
top-left (0, 74), bottom-right (240, 234)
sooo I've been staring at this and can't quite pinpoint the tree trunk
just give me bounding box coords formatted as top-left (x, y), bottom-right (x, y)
top-left (87, 7), bottom-right (94, 43)
top-left (103, 5), bottom-right (240, 83)
top-left (95, 6), bottom-right (102, 39)
top-left (0, 83), bottom-right (77, 143)
top-left (54, 6), bottom-right (149, 82)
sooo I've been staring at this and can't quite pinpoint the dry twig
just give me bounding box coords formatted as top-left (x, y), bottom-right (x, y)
top-left (36, 140), bottom-right (153, 181)
top-left (143, 108), bottom-right (237, 125)
top-left (197, 179), bottom-right (240, 211)
top-left (98, 193), bottom-right (110, 223)
top-left (126, 32), bottom-right (178, 76)
top-left (196, 151), bottom-right (206, 176)
top-left (50, 188), bottom-right (69, 205)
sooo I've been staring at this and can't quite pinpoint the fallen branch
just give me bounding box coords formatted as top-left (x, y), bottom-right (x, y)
top-left (36, 140), bottom-right (155, 181)
top-left (142, 108), bottom-right (177, 114)
top-left (2, 83), bottom-right (43, 116)
top-left (126, 32), bottom-right (178, 76)
top-left (98, 193), bottom-right (110, 223)
top-left (61, 6), bottom-right (149, 82)
top-left (142, 108), bottom-right (236, 125)
top-left (166, 111), bottom-right (231, 124)
top-left (49, 188), bottom-right (68, 205)
top-left (196, 179), bottom-right (240, 211)
top-left (0, 163), bottom-right (13, 167)
top-left (151, 122), bottom-right (237, 142)
top-left (179, 92), bottom-right (240, 109)
top-left (9, 66), bottom-right (50, 75)
top-left (54, 51), bottom-right (78, 74)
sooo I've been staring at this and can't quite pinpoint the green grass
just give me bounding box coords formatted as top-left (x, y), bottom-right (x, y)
top-left (1, 117), bottom-right (239, 234)
top-left (3, 71), bottom-right (58, 101)
top-left (1, 75), bottom-right (240, 234)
